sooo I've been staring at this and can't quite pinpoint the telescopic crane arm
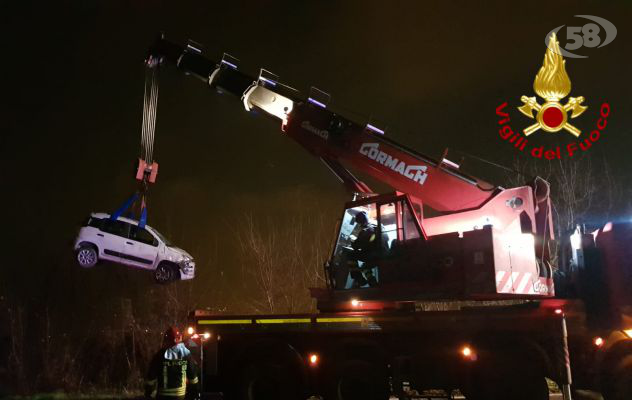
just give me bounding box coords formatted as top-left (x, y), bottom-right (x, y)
top-left (150, 36), bottom-right (499, 211)
top-left (148, 35), bottom-right (553, 258)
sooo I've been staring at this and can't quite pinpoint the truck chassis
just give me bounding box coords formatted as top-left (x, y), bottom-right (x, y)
top-left (188, 301), bottom-right (572, 400)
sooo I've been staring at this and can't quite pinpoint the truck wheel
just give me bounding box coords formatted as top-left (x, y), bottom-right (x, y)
top-left (77, 245), bottom-right (98, 268)
top-left (154, 262), bottom-right (175, 284)
top-left (464, 363), bottom-right (548, 400)
top-left (512, 375), bottom-right (549, 400)
top-left (610, 371), bottom-right (632, 400)
top-left (238, 361), bottom-right (302, 400)
top-left (333, 359), bottom-right (390, 400)
top-left (603, 355), bottom-right (632, 400)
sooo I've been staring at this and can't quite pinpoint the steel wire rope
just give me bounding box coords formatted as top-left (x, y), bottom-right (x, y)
top-left (140, 64), bottom-right (159, 165)
top-left (147, 66), bottom-right (159, 164)
top-left (148, 67), bottom-right (159, 164)
top-left (140, 68), bottom-right (150, 163)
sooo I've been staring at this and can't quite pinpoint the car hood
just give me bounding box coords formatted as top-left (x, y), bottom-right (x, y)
top-left (168, 246), bottom-right (193, 259)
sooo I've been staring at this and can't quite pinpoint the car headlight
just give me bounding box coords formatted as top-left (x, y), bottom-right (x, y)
top-left (179, 257), bottom-right (193, 267)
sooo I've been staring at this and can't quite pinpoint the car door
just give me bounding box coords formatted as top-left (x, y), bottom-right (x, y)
top-left (98, 219), bottom-right (130, 263)
top-left (124, 224), bottom-right (160, 269)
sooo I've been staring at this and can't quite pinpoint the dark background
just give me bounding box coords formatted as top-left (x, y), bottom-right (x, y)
top-left (1, 0), bottom-right (631, 392)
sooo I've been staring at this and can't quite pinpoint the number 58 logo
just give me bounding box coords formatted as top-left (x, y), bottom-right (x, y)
top-left (546, 15), bottom-right (617, 58)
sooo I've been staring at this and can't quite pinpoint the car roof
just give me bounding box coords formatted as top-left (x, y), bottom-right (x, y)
top-left (90, 212), bottom-right (155, 230)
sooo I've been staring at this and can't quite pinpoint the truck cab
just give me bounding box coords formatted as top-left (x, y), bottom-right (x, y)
top-left (321, 191), bottom-right (554, 309)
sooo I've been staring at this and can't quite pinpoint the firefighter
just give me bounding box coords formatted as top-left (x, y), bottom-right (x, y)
top-left (348, 211), bottom-right (379, 287)
top-left (145, 326), bottom-right (200, 400)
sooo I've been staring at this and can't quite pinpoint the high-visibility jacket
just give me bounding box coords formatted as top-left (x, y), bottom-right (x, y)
top-left (145, 343), bottom-right (199, 399)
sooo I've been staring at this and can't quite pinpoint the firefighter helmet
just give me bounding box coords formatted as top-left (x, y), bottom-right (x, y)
top-left (163, 326), bottom-right (182, 346)
top-left (353, 211), bottom-right (368, 225)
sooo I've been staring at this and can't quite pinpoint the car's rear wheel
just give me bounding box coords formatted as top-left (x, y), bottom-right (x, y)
top-left (154, 262), bottom-right (175, 284)
top-left (77, 245), bottom-right (98, 268)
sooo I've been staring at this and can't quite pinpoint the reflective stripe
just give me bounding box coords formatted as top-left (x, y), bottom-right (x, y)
top-left (199, 319), bottom-right (252, 325)
top-left (316, 317), bottom-right (363, 323)
top-left (372, 316), bottom-right (413, 322)
top-left (159, 386), bottom-right (186, 396)
top-left (197, 316), bottom-right (366, 325)
top-left (162, 365), bottom-right (167, 390)
top-left (199, 318), bottom-right (312, 325)
top-left (255, 318), bottom-right (311, 324)
top-left (188, 377), bottom-right (199, 384)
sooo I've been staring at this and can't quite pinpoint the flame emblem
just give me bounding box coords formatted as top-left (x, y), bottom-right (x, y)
top-left (518, 32), bottom-right (587, 137)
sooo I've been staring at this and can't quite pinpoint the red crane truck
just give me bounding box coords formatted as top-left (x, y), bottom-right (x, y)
top-left (145, 35), bottom-right (632, 400)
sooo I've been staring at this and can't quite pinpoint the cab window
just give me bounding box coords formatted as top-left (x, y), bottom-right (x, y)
top-left (332, 203), bottom-right (378, 259)
top-left (330, 198), bottom-right (423, 290)
top-left (331, 204), bottom-right (379, 290)
top-left (402, 202), bottom-right (421, 241)
top-left (379, 203), bottom-right (397, 252)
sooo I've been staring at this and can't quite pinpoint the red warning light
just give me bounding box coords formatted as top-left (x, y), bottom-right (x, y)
top-left (460, 346), bottom-right (477, 361)
top-left (308, 353), bottom-right (319, 366)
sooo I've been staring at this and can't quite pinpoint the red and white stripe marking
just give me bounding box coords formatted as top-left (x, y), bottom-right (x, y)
top-left (495, 270), bottom-right (550, 295)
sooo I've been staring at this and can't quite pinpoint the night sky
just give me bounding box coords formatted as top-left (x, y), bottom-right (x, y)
top-left (2, 1), bottom-right (631, 322)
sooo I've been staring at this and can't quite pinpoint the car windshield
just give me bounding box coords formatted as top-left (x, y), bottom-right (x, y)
top-left (147, 226), bottom-right (172, 246)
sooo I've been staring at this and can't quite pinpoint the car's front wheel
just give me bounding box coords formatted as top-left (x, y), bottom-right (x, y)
top-left (77, 245), bottom-right (98, 268)
top-left (154, 262), bottom-right (176, 284)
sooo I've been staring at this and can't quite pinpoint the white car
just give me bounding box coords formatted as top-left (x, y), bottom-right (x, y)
top-left (73, 213), bottom-right (195, 283)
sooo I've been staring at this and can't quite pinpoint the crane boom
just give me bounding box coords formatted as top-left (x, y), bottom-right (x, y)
top-left (149, 36), bottom-right (500, 212)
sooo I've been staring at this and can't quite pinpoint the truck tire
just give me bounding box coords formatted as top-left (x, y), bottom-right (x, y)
top-left (510, 375), bottom-right (549, 400)
top-left (238, 360), bottom-right (303, 400)
top-left (332, 359), bottom-right (390, 400)
top-left (465, 376), bottom-right (548, 400)
top-left (464, 359), bottom-right (549, 400)
top-left (602, 355), bottom-right (632, 400)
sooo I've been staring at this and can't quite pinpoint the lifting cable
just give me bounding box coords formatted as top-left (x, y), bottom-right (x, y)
top-left (112, 57), bottom-right (161, 228)
top-left (141, 57), bottom-right (160, 166)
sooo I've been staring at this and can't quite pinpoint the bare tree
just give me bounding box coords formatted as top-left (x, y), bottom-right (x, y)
top-left (551, 157), bottom-right (597, 236)
top-left (235, 210), bottom-right (329, 314)
top-left (506, 154), bottom-right (623, 267)
top-left (6, 305), bottom-right (27, 393)
top-left (510, 155), bottom-right (622, 234)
